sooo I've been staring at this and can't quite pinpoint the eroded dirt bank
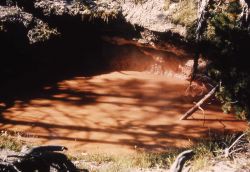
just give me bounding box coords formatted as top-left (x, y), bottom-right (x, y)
top-left (0, 35), bottom-right (248, 154)
top-left (0, 70), bottom-right (247, 154)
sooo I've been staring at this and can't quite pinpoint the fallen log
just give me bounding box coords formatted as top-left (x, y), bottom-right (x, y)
top-left (170, 150), bottom-right (194, 172)
top-left (2, 145), bottom-right (82, 172)
top-left (21, 145), bottom-right (68, 155)
top-left (180, 85), bottom-right (218, 120)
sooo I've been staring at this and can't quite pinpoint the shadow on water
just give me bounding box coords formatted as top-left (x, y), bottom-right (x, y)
top-left (0, 20), bottom-right (141, 109)
top-left (0, 66), bottom-right (247, 152)
top-left (0, 21), bottom-right (247, 152)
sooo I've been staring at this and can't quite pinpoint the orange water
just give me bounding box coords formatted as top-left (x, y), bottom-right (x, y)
top-left (0, 71), bottom-right (247, 154)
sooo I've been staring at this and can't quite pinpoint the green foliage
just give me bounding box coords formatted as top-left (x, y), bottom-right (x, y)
top-left (207, 0), bottom-right (242, 54)
top-left (203, 0), bottom-right (250, 119)
top-left (227, 0), bottom-right (242, 14)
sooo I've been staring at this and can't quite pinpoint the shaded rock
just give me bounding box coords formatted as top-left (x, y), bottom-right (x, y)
top-left (121, 0), bottom-right (186, 36)
top-left (34, 0), bottom-right (120, 21)
top-left (0, 6), bottom-right (59, 43)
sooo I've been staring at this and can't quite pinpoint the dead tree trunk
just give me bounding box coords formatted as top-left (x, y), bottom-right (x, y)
top-left (180, 85), bottom-right (218, 120)
top-left (196, 0), bottom-right (211, 41)
top-left (191, 0), bottom-right (211, 82)
top-left (239, 0), bottom-right (249, 27)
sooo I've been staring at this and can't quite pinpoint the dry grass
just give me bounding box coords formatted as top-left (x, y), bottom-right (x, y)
top-left (1, 129), bottom-right (249, 171)
top-left (171, 0), bottom-right (198, 26)
top-left (70, 150), bottom-right (179, 171)
top-left (69, 130), bottom-right (250, 172)
top-left (164, 0), bottom-right (171, 10)
top-left (70, 144), bottom-right (210, 171)
top-left (0, 131), bottom-right (25, 152)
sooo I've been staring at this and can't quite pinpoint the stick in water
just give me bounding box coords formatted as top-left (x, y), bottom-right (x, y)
top-left (180, 85), bottom-right (218, 120)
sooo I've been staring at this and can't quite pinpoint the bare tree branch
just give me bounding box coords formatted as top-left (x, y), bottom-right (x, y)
top-left (180, 85), bottom-right (218, 120)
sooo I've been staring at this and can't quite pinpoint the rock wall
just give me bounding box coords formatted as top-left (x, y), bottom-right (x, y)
top-left (1, 0), bottom-right (250, 78)
top-left (0, 0), bottom-right (192, 48)
top-left (0, 0), bottom-right (196, 78)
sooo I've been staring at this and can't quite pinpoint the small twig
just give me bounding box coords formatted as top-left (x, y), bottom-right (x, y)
top-left (228, 147), bottom-right (244, 156)
top-left (218, 120), bottom-right (226, 129)
top-left (228, 133), bottom-right (245, 151)
top-left (224, 133), bottom-right (246, 158)
top-left (197, 105), bottom-right (205, 126)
